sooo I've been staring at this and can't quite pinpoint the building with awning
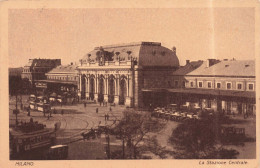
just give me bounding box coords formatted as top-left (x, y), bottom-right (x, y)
top-left (144, 59), bottom-right (256, 115)
top-left (35, 63), bottom-right (78, 97)
top-left (142, 59), bottom-right (256, 115)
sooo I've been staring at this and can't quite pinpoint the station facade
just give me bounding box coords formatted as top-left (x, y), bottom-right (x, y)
top-left (77, 42), bottom-right (179, 107)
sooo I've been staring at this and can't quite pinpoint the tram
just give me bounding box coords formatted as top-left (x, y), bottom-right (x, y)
top-left (10, 120), bottom-right (56, 158)
top-left (29, 94), bottom-right (37, 110)
top-left (47, 145), bottom-right (69, 160)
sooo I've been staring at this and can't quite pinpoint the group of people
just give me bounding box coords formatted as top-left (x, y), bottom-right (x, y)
top-left (99, 101), bottom-right (108, 107)
top-left (19, 118), bottom-right (46, 133)
top-left (104, 114), bottom-right (110, 121)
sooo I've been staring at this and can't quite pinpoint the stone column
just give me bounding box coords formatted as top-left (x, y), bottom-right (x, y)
top-left (125, 75), bottom-right (132, 107)
top-left (94, 74), bottom-right (98, 100)
top-left (85, 75), bottom-right (90, 99)
top-left (114, 75), bottom-right (119, 104)
top-left (104, 75), bottom-right (108, 102)
top-left (79, 74), bottom-right (82, 92)
top-left (134, 66), bottom-right (143, 108)
top-left (126, 77), bottom-right (129, 97)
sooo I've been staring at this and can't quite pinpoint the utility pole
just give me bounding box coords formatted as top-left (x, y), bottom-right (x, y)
top-left (15, 94), bottom-right (18, 125)
top-left (14, 93), bottom-right (19, 126)
top-left (122, 136), bottom-right (125, 159)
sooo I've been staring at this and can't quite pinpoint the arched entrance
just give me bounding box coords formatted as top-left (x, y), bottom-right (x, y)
top-left (81, 75), bottom-right (86, 99)
top-left (108, 76), bottom-right (115, 103)
top-left (98, 76), bottom-right (105, 103)
top-left (119, 78), bottom-right (127, 105)
top-left (89, 77), bottom-right (95, 100)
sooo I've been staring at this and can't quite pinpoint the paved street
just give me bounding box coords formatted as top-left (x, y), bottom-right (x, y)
top-left (9, 95), bottom-right (125, 159)
top-left (9, 95), bottom-right (256, 159)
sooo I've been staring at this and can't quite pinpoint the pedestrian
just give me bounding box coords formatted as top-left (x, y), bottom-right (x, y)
top-left (107, 114), bottom-right (109, 120)
top-left (103, 101), bottom-right (104, 106)
top-left (50, 110), bottom-right (52, 117)
top-left (100, 101), bottom-right (102, 106)
top-left (105, 101), bottom-right (107, 107)
top-left (109, 106), bottom-right (112, 112)
top-left (105, 114), bottom-right (107, 121)
top-left (27, 107), bottom-right (30, 116)
top-left (96, 108), bottom-right (98, 113)
top-left (99, 121), bottom-right (101, 125)
top-left (47, 114), bottom-right (50, 120)
top-left (244, 113), bottom-right (248, 119)
top-left (84, 102), bottom-right (86, 108)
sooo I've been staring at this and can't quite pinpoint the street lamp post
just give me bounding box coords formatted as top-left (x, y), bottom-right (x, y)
top-left (13, 94), bottom-right (20, 126)
top-left (105, 133), bottom-right (110, 159)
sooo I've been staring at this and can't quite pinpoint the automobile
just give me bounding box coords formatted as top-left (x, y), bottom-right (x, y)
top-left (81, 129), bottom-right (96, 140)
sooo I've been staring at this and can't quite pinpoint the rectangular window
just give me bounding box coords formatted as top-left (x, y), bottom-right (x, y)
top-left (216, 82), bottom-right (221, 89)
top-left (207, 82), bottom-right (212, 88)
top-left (237, 83), bottom-right (242, 90)
top-left (248, 83), bottom-right (254, 91)
top-left (190, 81), bottom-right (194, 87)
top-left (174, 81), bottom-right (178, 87)
top-left (208, 100), bottom-right (211, 108)
top-left (198, 81), bottom-right (203, 88)
top-left (226, 82), bottom-right (232, 90)
top-left (182, 81), bottom-right (185, 88)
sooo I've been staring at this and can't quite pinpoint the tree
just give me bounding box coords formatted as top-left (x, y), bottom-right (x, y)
top-left (111, 109), bottom-right (166, 159)
top-left (168, 119), bottom-right (239, 159)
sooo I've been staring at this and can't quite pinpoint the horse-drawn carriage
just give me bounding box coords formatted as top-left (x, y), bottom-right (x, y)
top-left (81, 125), bottom-right (111, 141)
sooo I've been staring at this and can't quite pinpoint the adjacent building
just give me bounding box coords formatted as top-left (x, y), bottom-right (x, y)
top-left (35, 63), bottom-right (78, 96)
top-left (77, 42), bottom-right (179, 107)
top-left (21, 59), bottom-right (61, 86)
top-left (167, 59), bottom-right (256, 115)
top-left (142, 60), bottom-right (204, 107)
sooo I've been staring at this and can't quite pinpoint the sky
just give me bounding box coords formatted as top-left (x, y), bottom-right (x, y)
top-left (8, 8), bottom-right (255, 67)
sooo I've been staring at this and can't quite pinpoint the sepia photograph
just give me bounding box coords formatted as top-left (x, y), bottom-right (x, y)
top-left (1, 0), bottom-right (259, 167)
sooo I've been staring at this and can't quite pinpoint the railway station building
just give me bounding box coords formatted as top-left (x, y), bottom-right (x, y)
top-left (77, 42), bottom-right (180, 107)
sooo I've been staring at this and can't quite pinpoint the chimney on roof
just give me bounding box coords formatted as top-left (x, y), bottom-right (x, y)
top-left (186, 60), bottom-right (190, 65)
top-left (172, 46), bottom-right (176, 56)
top-left (206, 59), bottom-right (219, 68)
top-left (71, 62), bottom-right (73, 65)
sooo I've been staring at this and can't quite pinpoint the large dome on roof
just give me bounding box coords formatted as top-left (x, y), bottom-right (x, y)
top-left (81, 42), bottom-right (179, 67)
